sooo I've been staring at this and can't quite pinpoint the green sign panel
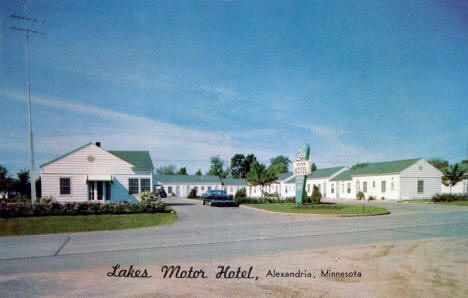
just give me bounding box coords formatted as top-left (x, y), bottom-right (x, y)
top-left (294, 144), bottom-right (310, 204)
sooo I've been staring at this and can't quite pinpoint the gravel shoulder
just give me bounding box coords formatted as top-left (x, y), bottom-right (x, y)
top-left (1, 237), bottom-right (467, 297)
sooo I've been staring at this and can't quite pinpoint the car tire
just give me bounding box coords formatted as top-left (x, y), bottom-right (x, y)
top-left (203, 200), bottom-right (205, 205)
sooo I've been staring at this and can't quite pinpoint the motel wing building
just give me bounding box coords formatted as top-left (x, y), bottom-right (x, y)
top-left (40, 142), bottom-right (154, 202)
top-left (328, 158), bottom-right (442, 200)
top-left (155, 175), bottom-right (223, 197)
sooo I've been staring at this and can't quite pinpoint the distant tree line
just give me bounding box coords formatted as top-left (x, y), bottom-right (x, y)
top-left (0, 165), bottom-right (41, 200)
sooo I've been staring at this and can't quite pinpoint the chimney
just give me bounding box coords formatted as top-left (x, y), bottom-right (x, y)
top-left (95, 142), bottom-right (101, 147)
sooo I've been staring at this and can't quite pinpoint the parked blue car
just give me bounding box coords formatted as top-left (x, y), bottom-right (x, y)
top-left (201, 190), bottom-right (238, 207)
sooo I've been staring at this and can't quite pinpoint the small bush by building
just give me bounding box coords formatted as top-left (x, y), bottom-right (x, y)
top-left (234, 188), bottom-right (247, 199)
top-left (187, 188), bottom-right (198, 198)
top-left (432, 193), bottom-right (468, 202)
top-left (368, 196), bottom-right (376, 201)
top-left (356, 191), bottom-right (365, 200)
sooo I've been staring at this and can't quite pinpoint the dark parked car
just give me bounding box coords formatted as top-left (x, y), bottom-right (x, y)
top-left (155, 188), bottom-right (167, 198)
top-left (201, 190), bottom-right (238, 207)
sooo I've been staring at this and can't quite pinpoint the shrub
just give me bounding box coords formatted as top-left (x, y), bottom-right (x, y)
top-left (0, 198), bottom-right (168, 218)
top-left (368, 196), bottom-right (376, 201)
top-left (356, 191), bottom-right (365, 200)
top-left (310, 185), bottom-right (322, 204)
top-left (381, 196), bottom-right (385, 200)
top-left (234, 188), bottom-right (247, 199)
top-left (138, 191), bottom-right (161, 204)
top-left (188, 188), bottom-right (198, 198)
top-left (432, 193), bottom-right (468, 202)
top-left (234, 197), bottom-right (295, 204)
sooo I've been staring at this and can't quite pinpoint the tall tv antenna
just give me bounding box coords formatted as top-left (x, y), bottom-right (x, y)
top-left (10, 13), bottom-right (45, 204)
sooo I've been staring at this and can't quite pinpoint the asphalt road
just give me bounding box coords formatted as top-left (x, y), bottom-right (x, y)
top-left (1, 199), bottom-right (468, 275)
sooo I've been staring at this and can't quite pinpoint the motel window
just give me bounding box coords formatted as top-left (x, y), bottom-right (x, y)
top-left (331, 184), bottom-right (335, 193)
top-left (194, 186), bottom-right (198, 191)
top-left (381, 181), bottom-right (386, 193)
top-left (168, 186), bottom-right (173, 193)
top-left (208, 186), bottom-right (212, 191)
top-left (201, 186), bottom-right (204, 191)
top-left (417, 180), bottom-right (424, 193)
top-left (391, 181), bottom-right (395, 191)
top-left (347, 183), bottom-right (351, 194)
top-left (106, 182), bottom-right (111, 201)
top-left (363, 182), bottom-right (367, 193)
top-left (129, 179), bottom-right (139, 195)
top-left (373, 181), bottom-right (375, 188)
top-left (60, 178), bottom-right (71, 195)
top-left (141, 179), bottom-right (151, 192)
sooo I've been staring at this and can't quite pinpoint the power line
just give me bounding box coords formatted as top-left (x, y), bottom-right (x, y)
top-left (10, 13), bottom-right (45, 204)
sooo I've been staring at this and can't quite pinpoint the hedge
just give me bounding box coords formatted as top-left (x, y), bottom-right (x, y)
top-left (234, 197), bottom-right (295, 204)
top-left (0, 200), bottom-right (168, 218)
top-left (432, 193), bottom-right (468, 202)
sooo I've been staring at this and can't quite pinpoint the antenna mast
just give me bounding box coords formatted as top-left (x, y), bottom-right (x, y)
top-left (10, 13), bottom-right (45, 204)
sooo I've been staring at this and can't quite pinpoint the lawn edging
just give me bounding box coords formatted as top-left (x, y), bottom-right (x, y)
top-left (240, 204), bottom-right (390, 217)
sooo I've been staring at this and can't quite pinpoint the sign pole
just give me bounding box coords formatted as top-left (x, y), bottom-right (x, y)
top-left (294, 144), bottom-right (310, 205)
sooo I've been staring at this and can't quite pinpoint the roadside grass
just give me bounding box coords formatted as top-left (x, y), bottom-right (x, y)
top-left (399, 199), bottom-right (468, 206)
top-left (245, 203), bottom-right (388, 215)
top-left (0, 212), bottom-right (177, 237)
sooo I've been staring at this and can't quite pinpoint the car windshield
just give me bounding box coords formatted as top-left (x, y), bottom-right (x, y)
top-left (211, 190), bottom-right (226, 195)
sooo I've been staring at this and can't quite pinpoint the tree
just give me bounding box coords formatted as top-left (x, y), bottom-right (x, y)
top-left (442, 163), bottom-right (467, 193)
top-left (428, 158), bottom-right (449, 172)
top-left (156, 165), bottom-right (177, 175)
top-left (15, 169), bottom-right (31, 197)
top-left (351, 163), bottom-right (369, 170)
top-left (207, 156), bottom-right (228, 178)
top-left (230, 153), bottom-right (256, 178)
top-left (246, 161), bottom-right (278, 198)
top-left (0, 165), bottom-right (13, 199)
top-left (269, 155), bottom-right (291, 174)
top-left (195, 169), bottom-right (202, 175)
top-left (311, 162), bottom-right (317, 172)
top-left (176, 167), bottom-right (188, 175)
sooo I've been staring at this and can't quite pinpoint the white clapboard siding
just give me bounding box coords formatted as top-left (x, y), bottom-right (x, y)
top-left (41, 144), bottom-right (135, 175)
top-left (41, 174), bottom-right (88, 202)
top-left (400, 159), bottom-right (442, 199)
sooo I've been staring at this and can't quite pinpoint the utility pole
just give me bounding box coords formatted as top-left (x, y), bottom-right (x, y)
top-left (10, 13), bottom-right (45, 204)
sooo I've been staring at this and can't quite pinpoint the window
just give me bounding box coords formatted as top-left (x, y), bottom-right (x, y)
top-left (194, 186), bottom-right (198, 191)
top-left (129, 179), bottom-right (139, 194)
top-left (141, 179), bottom-right (151, 192)
top-left (208, 186), bottom-right (212, 191)
top-left (106, 182), bottom-right (111, 201)
top-left (391, 181), bottom-right (395, 191)
top-left (373, 181), bottom-right (375, 188)
top-left (381, 181), bottom-right (386, 193)
top-left (331, 184), bottom-right (335, 193)
top-left (97, 181), bottom-right (103, 200)
top-left (201, 186), bottom-right (204, 191)
top-left (342, 183), bottom-right (344, 193)
top-left (347, 183), bottom-right (351, 193)
top-left (285, 186), bottom-right (287, 193)
top-left (168, 186), bottom-right (173, 193)
top-left (60, 178), bottom-right (71, 195)
top-left (417, 180), bottom-right (424, 193)
top-left (363, 182), bottom-right (367, 193)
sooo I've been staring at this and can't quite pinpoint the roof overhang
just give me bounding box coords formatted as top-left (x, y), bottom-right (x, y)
top-left (87, 175), bottom-right (113, 182)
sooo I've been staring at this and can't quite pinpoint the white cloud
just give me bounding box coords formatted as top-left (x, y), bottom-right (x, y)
top-left (2, 90), bottom-right (280, 172)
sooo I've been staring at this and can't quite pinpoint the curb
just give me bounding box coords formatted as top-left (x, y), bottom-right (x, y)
top-left (239, 204), bottom-right (391, 217)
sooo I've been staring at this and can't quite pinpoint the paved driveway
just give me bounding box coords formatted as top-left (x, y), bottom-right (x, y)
top-left (1, 198), bottom-right (468, 275)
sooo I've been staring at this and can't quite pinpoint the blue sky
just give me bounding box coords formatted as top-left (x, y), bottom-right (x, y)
top-left (1, 0), bottom-right (468, 175)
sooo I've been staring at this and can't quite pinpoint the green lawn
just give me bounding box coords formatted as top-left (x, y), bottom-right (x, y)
top-left (245, 203), bottom-right (388, 215)
top-left (0, 212), bottom-right (177, 237)
top-left (399, 200), bottom-right (468, 206)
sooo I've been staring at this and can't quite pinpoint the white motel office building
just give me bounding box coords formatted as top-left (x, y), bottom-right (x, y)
top-left (40, 142), bottom-right (154, 203)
